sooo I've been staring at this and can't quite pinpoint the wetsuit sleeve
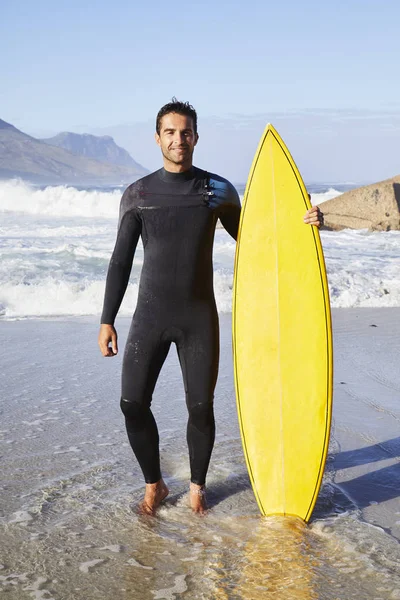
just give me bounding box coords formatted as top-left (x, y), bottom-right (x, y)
top-left (100, 189), bottom-right (141, 325)
top-left (219, 183), bottom-right (241, 241)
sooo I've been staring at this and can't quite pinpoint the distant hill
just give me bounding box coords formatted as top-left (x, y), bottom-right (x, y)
top-left (42, 131), bottom-right (146, 171)
top-left (0, 118), bottom-right (148, 185)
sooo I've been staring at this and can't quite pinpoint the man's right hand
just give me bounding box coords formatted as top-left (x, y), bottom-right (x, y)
top-left (98, 324), bottom-right (118, 357)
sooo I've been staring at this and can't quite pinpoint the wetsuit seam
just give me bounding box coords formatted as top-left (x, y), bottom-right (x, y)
top-left (139, 205), bottom-right (208, 210)
top-left (139, 211), bottom-right (149, 247)
top-left (136, 192), bottom-right (205, 198)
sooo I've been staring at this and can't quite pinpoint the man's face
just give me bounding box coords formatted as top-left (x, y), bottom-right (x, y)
top-left (155, 113), bottom-right (198, 170)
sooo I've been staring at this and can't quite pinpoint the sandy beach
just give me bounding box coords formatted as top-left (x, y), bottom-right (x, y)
top-left (1, 308), bottom-right (400, 599)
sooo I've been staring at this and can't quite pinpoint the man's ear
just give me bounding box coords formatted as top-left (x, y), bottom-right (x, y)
top-left (155, 132), bottom-right (161, 147)
top-left (194, 133), bottom-right (199, 146)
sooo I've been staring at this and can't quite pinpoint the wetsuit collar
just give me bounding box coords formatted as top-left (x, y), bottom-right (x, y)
top-left (158, 166), bottom-right (196, 182)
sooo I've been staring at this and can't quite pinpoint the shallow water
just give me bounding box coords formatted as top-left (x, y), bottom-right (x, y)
top-left (1, 312), bottom-right (400, 599)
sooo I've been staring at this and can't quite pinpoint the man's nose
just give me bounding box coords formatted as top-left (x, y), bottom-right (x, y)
top-left (173, 131), bottom-right (186, 144)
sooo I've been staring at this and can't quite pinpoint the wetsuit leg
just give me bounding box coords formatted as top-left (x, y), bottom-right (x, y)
top-left (176, 310), bottom-right (220, 485)
top-left (121, 318), bottom-right (171, 484)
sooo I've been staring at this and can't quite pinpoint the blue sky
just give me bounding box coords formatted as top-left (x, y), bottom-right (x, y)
top-left (2, 0), bottom-right (400, 181)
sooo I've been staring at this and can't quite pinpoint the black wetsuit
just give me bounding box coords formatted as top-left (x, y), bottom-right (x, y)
top-left (101, 166), bottom-right (241, 485)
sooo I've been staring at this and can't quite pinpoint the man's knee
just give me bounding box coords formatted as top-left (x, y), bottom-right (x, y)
top-left (120, 397), bottom-right (149, 431)
top-left (188, 401), bottom-right (215, 432)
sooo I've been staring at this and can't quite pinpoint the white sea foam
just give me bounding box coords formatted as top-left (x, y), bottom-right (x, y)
top-left (0, 179), bottom-right (121, 218)
top-left (151, 575), bottom-right (188, 600)
top-left (0, 180), bottom-right (399, 319)
top-left (79, 559), bottom-right (106, 573)
top-left (0, 180), bottom-right (341, 219)
top-left (310, 187), bottom-right (343, 205)
top-left (23, 576), bottom-right (55, 600)
top-left (9, 511), bottom-right (34, 524)
top-left (0, 279), bottom-right (139, 319)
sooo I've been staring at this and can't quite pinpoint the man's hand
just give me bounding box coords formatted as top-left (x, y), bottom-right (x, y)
top-left (98, 324), bottom-right (118, 357)
top-left (303, 205), bottom-right (324, 228)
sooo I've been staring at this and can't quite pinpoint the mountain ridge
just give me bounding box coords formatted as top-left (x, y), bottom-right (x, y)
top-left (0, 119), bottom-right (148, 185)
top-left (41, 131), bottom-right (145, 171)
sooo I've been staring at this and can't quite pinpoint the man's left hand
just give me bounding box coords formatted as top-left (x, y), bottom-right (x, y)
top-left (303, 205), bottom-right (324, 228)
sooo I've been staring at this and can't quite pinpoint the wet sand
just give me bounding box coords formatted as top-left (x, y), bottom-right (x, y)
top-left (1, 309), bottom-right (400, 599)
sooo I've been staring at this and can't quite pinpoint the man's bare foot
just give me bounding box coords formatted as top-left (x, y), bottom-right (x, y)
top-left (189, 482), bottom-right (207, 514)
top-left (138, 479), bottom-right (169, 516)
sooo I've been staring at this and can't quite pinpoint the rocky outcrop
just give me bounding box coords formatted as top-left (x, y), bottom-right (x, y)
top-left (319, 176), bottom-right (400, 231)
top-left (0, 118), bottom-right (148, 184)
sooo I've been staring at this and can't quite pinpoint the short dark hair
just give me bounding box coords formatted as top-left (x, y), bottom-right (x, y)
top-left (156, 97), bottom-right (198, 135)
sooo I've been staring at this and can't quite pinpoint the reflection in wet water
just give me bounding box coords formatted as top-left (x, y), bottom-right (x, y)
top-left (227, 518), bottom-right (317, 600)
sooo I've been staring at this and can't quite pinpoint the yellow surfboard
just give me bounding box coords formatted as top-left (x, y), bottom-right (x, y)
top-left (232, 124), bottom-right (333, 522)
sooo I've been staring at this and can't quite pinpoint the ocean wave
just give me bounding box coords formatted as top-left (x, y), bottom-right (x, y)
top-left (1, 263), bottom-right (400, 320)
top-left (0, 271), bottom-right (231, 320)
top-left (0, 179), bottom-right (121, 218)
top-left (0, 243), bottom-right (145, 263)
top-left (0, 279), bottom-right (138, 320)
top-left (0, 223), bottom-right (112, 238)
top-left (310, 188), bottom-right (343, 205)
top-left (0, 179), bottom-right (343, 219)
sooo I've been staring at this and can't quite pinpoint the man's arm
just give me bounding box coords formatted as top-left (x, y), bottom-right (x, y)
top-left (98, 188), bottom-right (141, 356)
top-left (218, 182), bottom-right (242, 241)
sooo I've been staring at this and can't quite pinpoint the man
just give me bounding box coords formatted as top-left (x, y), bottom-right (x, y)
top-left (98, 99), bottom-right (323, 515)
